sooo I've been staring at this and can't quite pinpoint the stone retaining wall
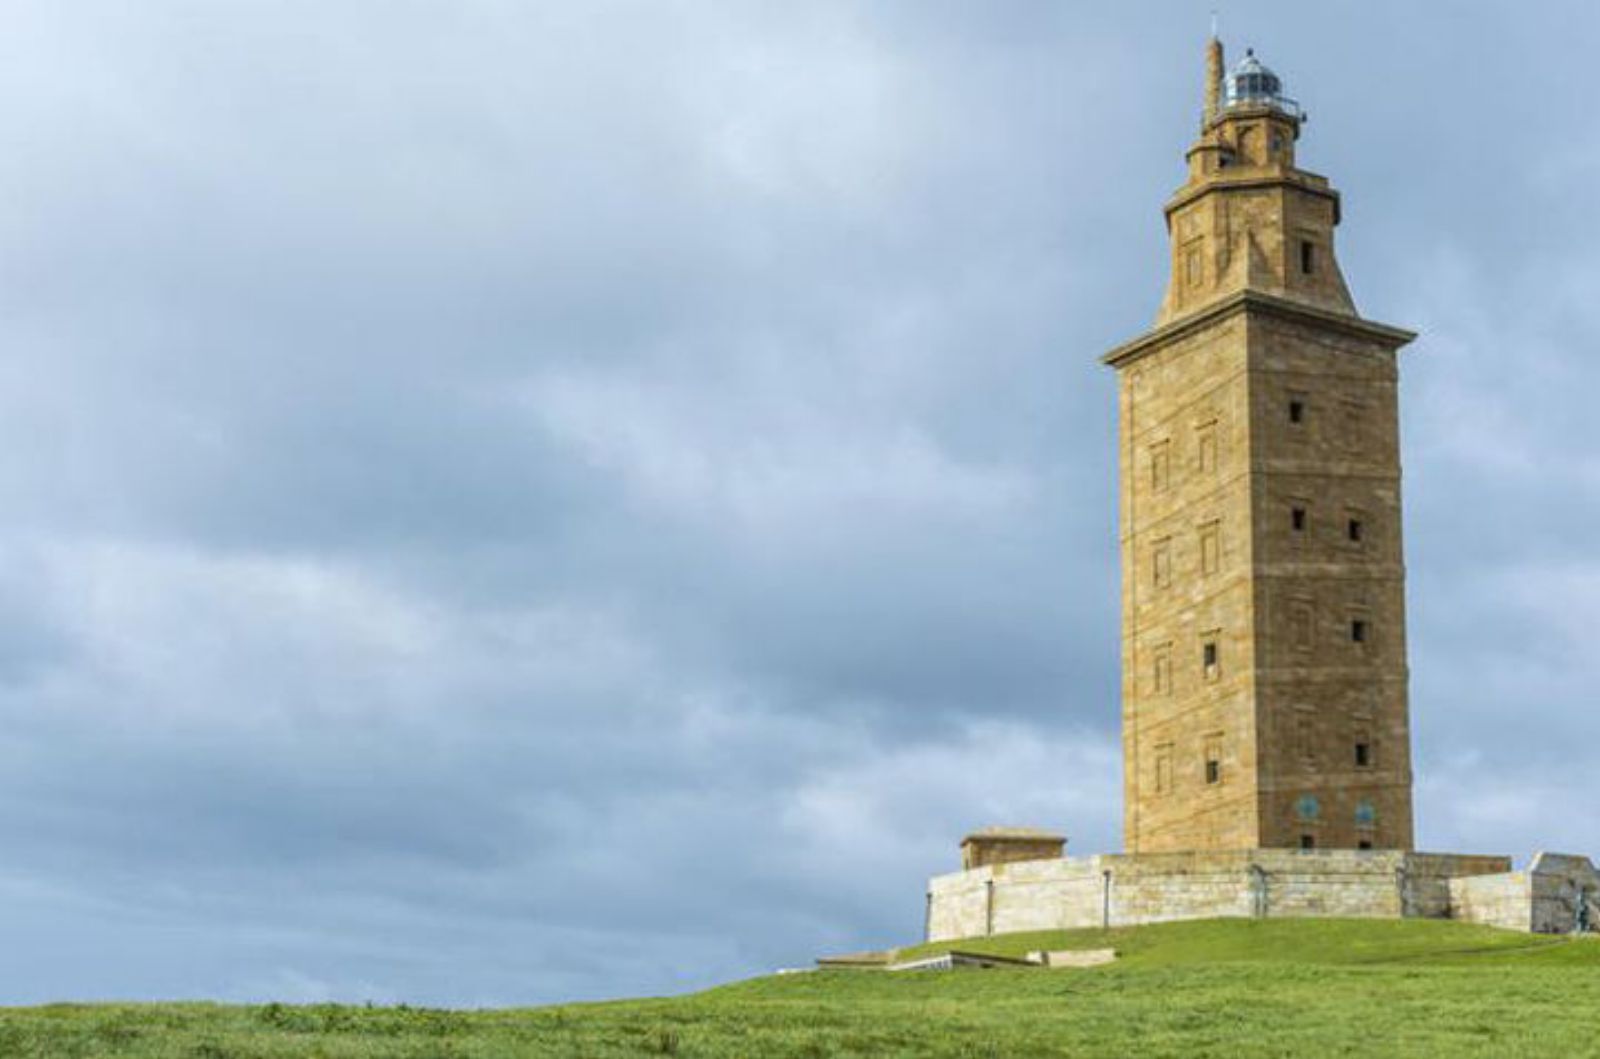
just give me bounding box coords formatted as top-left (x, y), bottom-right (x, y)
top-left (926, 849), bottom-right (1514, 943)
top-left (1449, 853), bottom-right (1600, 934)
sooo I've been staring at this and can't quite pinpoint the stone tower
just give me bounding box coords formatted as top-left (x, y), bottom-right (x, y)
top-left (1102, 38), bottom-right (1417, 853)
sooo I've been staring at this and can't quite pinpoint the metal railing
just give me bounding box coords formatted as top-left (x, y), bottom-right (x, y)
top-left (1224, 93), bottom-right (1306, 122)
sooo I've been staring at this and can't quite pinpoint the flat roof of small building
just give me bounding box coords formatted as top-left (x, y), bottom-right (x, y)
top-left (961, 826), bottom-right (1067, 845)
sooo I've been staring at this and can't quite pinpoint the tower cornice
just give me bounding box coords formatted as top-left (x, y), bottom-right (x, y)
top-left (1101, 289), bottom-right (1416, 371)
top-left (1164, 170), bottom-right (1342, 227)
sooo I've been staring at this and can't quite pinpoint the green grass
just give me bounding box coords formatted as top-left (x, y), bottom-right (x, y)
top-left (3, 919), bottom-right (1600, 1057)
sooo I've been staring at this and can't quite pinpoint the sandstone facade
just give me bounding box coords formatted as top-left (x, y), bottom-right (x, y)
top-left (916, 38), bottom-right (1596, 947)
top-left (961, 828), bottom-right (1067, 871)
top-left (1102, 37), bottom-right (1414, 854)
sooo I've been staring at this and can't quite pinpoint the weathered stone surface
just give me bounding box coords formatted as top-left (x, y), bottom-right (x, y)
top-left (961, 827), bottom-right (1067, 870)
top-left (915, 41), bottom-right (1597, 949)
top-left (925, 850), bottom-right (1512, 943)
top-left (1101, 39), bottom-right (1416, 854)
top-left (1450, 853), bottom-right (1600, 934)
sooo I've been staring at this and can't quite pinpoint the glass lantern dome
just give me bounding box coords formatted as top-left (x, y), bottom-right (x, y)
top-left (1224, 49), bottom-right (1305, 120)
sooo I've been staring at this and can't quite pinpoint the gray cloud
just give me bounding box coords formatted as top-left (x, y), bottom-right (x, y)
top-left (0, 0), bottom-right (1594, 1005)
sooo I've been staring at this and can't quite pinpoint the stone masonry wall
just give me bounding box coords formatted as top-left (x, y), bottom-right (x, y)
top-left (1404, 854), bottom-right (1515, 919)
top-left (1112, 296), bottom-right (1417, 854)
top-left (1450, 853), bottom-right (1600, 934)
top-left (1449, 872), bottom-right (1532, 932)
top-left (1111, 58), bottom-right (1419, 856)
top-left (926, 850), bottom-right (1512, 943)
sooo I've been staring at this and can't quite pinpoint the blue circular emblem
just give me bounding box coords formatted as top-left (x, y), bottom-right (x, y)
top-left (1295, 795), bottom-right (1321, 821)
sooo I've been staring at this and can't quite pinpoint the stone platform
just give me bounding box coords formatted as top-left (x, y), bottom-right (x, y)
top-left (925, 848), bottom-right (1600, 942)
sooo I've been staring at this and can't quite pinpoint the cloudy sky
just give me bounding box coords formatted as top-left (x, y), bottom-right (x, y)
top-left (0, 0), bottom-right (1596, 1007)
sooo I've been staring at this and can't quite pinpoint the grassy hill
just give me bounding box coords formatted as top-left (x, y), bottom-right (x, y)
top-left (4, 919), bottom-right (1599, 1057)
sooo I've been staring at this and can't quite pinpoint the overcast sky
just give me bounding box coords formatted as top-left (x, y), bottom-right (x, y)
top-left (0, 0), bottom-right (1596, 1007)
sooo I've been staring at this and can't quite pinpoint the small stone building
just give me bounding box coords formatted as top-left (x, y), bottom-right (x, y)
top-left (961, 828), bottom-right (1067, 871)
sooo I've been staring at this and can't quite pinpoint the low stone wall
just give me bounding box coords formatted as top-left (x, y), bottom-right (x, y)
top-left (1449, 870), bottom-right (1531, 931)
top-left (1450, 853), bottom-right (1600, 934)
top-left (926, 849), bottom-right (1513, 943)
top-left (1404, 853), bottom-right (1518, 918)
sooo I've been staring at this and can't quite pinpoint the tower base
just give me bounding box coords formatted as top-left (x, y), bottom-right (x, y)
top-left (925, 845), bottom-right (1599, 942)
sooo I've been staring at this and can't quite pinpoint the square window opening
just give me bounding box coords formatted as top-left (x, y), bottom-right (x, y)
top-left (1351, 619), bottom-right (1369, 644)
top-left (1300, 834), bottom-right (1316, 850)
top-left (1358, 840), bottom-right (1374, 851)
top-left (1289, 399), bottom-right (1305, 424)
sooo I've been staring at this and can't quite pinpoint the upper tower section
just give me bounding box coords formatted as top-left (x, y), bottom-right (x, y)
top-left (1158, 38), bottom-right (1356, 326)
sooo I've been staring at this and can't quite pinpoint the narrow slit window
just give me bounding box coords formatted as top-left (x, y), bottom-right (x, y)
top-left (1355, 742), bottom-right (1373, 768)
top-left (1152, 540), bottom-right (1173, 589)
top-left (1340, 400), bottom-right (1368, 454)
top-left (1289, 399), bottom-right (1305, 425)
top-left (1200, 523), bottom-right (1221, 576)
top-left (1300, 240), bottom-right (1316, 274)
top-left (1348, 518), bottom-right (1364, 543)
top-left (1351, 619), bottom-right (1369, 644)
top-left (1150, 442), bottom-right (1172, 493)
top-left (1295, 715), bottom-right (1315, 762)
top-left (1197, 422), bottom-right (1219, 474)
top-left (1155, 746), bottom-right (1174, 794)
top-left (1202, 633), bottom-right (1222, 682)
top-left (1291, 603), bottom-right (1314, 651)
top-left (1292, 506), bottom-right (1307, 532)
